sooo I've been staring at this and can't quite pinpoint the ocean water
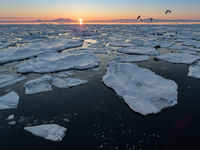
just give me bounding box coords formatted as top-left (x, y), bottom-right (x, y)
top-left (0, 24), bottom-right (200, 150)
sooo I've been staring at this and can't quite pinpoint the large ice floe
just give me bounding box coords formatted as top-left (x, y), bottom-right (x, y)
top-left (188, 63), bottom-right (200, 79)
top-left (113, 55), bottom-right (149, 62)
top-left (17, 52), bottom-right (99, 73)
top-left (0, 38), bottom-right (83, 64)
top-left (24, 124), bottom-right (67, 142)
top-left (103, 62), bottom-right (178, 116)
top-left (116, 47), bottom-right (159, 55)
top-left (0, 74), bottom-right (26, 88)
top-left (156, 53), bottom-right (200, 64)
top-left (0, 91), bottom-right (19, 110)
top-left (52, 77), bottom-right (88, 88)
top-left (24, 75), bottom-right (52, 94)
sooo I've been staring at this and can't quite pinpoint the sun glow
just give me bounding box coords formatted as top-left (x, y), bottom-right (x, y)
top-left (79, 18), bottom-right (83, 25)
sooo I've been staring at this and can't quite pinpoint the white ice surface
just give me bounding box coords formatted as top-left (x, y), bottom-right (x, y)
top-left (24, 75), bottom-right (52, 94)
top-left (56, 71), bottom-right (74, 78)
top-left (116, 47), bottom-right (159, 55)
top-left (0, 74), bottom-right (26, 88)
top-left (0, 38), bottom-right (83, 64)
top-left (109, 42), bottom-right (136, 47)
top-left (188, 64), bottom-right (200, 79)
top-left (103, 62), bottom-right (178, 116)
top-left (24, 124), bottom-right (67, 142)
top-left (0, 91), bottom-right (19, 110)
top-left (156, 53), bottom-right (200, 64)
top-left (52, 77), bottom-right (88, 88)
top-left (113, 55), bottom-right (149, 62)
top-left (17, 52), bottom-right (99, 73)
top-left (7, 114), bottom-right (15, 120)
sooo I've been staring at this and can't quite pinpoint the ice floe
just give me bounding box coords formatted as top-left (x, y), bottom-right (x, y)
top-left (17, 52), bottom-right (99, 73)
top-left (52, 78), bottom-right (88, 88)
top-left (0, 91), bottom-right (19, 110)
top-left (0, 74), bottom-right (26, 89)
top-left (156, 53), bottom-right (200, 64)
top-left (24, 75), bottom-right (52, 94)
top-left (7, 114), bottom-right (15, 121)
top-left (24, 124), bottom-right (67, 142)
top-left (109, 42), bottom-right (136, 47)
top-left (0, 38), bottom-right (83, 64)
top-left (116, 47), bottom-right (159, 55)
top-left (113, 55), bottom-right (149, 62)
top-left (103, 62), bottom-right (178, 116)
top-left (188, 64), bottom-right (200, 79)
top-left (55, 71), bottom-right (74, 78)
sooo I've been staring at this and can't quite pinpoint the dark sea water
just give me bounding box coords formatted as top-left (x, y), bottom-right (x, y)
top-left (0, 24), bottom-right (200, 150)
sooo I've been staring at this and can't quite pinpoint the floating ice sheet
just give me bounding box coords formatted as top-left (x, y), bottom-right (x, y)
top-left (188, 64), bottom-right (200, 79)
top-left (103, 62), bottom-right (178, 116)
top-left (0, 39), bottom-right (83, 64)
top-left (116, 47), bottom-right (159, 55)
top-left (24, 75), bottom-right (52, 94)
top-left (109, 42), bottom-right (136, 47)
top-left (55, 71), bottom-right (74, 78)
top-left (0, 91), bottom-right (19, 110)
top-left (17, 52), bottom-right (100, 73)
top-left (24, 124), bottom-right (67, 142)
top-left (113, 55), bottom-right (149, 62)
top-left (156, 53), bottom-right (200, 64)
top-left (0, 74), bottom-right (26, 89)
top-left (52, 77), bottom-right (88, 88)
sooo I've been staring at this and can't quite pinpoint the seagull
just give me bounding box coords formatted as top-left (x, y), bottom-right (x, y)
top-left (137, 16), bottom-right (141, 20)
top-left (150, 18), bottom-right (153, 22)
top-left (165, 10), bottom-right (172, 15)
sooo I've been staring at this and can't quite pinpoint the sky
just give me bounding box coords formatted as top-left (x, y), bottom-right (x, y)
top-left (0, 0), bottom-right (200, 21)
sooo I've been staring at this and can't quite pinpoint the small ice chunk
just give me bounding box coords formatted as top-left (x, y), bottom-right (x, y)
top-left (156, 53), bottom-right (200, 64)
top-left (0, 91), bottom-right (19, 110)
top-left (24, 75), bottom-right (52, 94)
top-left (103, 62), bottom-right (178, 116)
top-left (52, 77), bottom-right (88, 88)
top-left (24, 124), bottom-right (67, 142)
top-left (17, 52), bottom-right (99, 73)
top-left (8, 121), bottom-right (16, 125)
top-left (113, 55), bottom-right (149, 62)
top-left (0, 74), bottom-right (26, 89)
top-left (117, 47), bottom-right (159, 55)
top-left (109, 42), bottom-right (135, 47)
top-left (56, 71), bottom-right (74, 78)
top-left (7, 114), bottom-right (15, 120)
top-left (188, 65), bottom-right (200, 79)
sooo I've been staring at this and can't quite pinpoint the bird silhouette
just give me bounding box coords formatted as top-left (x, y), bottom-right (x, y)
top-left (165, 10), bottom-right (172, 15)
top-left (150, 18), bottom-right (153, 22)
top-left (137, 16), bottom-right (141, 20)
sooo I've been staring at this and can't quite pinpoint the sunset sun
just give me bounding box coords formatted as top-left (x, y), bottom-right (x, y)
top-left (79, 18), bottom-right (83, 25)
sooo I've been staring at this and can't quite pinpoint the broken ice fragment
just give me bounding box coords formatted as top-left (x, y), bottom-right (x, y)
top-left (17, 52), bottom-right (99, 73)
top-left (0, 74), bottom-right (26, 89)
top-left (113, 55), bottom-right (149, 62)
top-left (0, 91), bottom-right (19, 110)
top-left (24, 124), bottom-right (67, 142)
top-left (52, 77), bottom-right (88, 88)
top-left (116, 47), bottom-right (159, 55)
top-left (156, 53), bottom-right (200, 64)
top-left (7, 114), bottom-right (15, 120)
top-left (103, 62), bottom-right (178, 116)
top-left (24, 75), bottom-right (52, 94)
top-left (188, 65), bottom-right (200, 79)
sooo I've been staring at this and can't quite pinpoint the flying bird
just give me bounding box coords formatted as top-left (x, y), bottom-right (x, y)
top-left (137, 16), bottom-right (141, 20)
top-left (165, 10), bottom-right (172, 15)
top-left (150, 18), bottom-right (153, 22)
